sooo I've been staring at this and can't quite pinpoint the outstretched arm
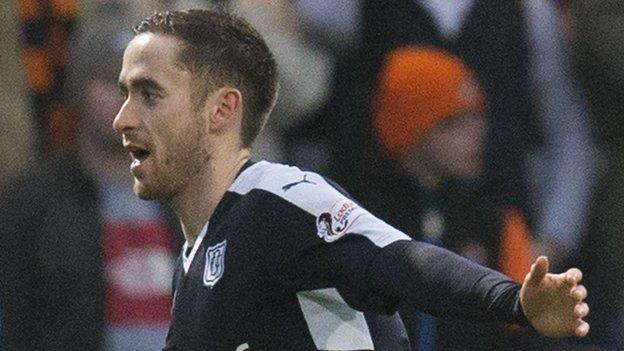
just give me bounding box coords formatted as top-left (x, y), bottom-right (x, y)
top-left (366, 240), bottom-right (589, 338)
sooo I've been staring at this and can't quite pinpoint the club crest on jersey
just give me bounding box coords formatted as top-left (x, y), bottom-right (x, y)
top-left (316, 200), bottom-right (365, 242)
top-left (203, 240), bottom-right (227, 288)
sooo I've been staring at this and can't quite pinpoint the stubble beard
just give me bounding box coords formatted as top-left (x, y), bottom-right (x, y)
top-left (135, 119), bottom-right (211, 202)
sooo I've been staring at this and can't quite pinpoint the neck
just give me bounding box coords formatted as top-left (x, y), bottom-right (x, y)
top-left (170, 148), bottom-right (251, 247)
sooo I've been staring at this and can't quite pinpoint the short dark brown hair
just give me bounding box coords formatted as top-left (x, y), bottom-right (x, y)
top-left (134, 9), bottom-right (278, 148)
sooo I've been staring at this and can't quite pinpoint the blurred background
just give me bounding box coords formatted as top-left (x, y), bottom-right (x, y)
top-left (0, 0), bottom-right (622, 350)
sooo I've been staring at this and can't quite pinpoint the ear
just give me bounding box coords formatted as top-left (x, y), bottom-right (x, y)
top-left (206, 87), bottom-right (243, 134)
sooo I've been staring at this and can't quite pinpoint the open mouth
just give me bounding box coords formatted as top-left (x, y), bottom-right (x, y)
top-left (131, 148), bottom-right (151, 162)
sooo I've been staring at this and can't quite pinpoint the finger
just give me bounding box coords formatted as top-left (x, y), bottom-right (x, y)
top-left (565, 268), bottom-right (583, 286)
top-left (575, 321), bottom-right (590, 338)
top-left (526, 256), bottom-right (549, 286)
top-left (570, 285), bottom-right (587, 301)
top-left (574, 303), bottom-right (590, 319)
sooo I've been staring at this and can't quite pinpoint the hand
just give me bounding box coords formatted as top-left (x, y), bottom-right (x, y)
top-left (519, 256), bottom-right (590, 338)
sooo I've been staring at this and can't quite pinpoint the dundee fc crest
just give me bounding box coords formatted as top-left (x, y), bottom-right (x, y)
top-left (203, 240), bottom-right (227, 288)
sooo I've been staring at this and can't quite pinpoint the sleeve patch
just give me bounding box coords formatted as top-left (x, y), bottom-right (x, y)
top-left (316, 200), bottom-right (366, 242)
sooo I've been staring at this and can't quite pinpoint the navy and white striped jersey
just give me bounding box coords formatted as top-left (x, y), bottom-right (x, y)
top-left (164, 161), bottom-right (527, 351)
top-left (164, 161), bottom-right (412, 350)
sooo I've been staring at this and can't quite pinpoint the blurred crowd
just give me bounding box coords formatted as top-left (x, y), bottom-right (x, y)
top-left (0, 0), bottom-right (622, 350)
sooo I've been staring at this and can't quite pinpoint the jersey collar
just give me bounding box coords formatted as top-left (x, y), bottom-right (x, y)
top-left (181, 221), bottom-right (209, 274)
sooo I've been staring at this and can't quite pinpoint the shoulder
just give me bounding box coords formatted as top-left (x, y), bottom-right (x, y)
top-left (229, 161), bottom-right (410, 248)
top-left (229, 161), bottom-right (351, 217)
top-left (0, 155), bottom-right (98, 228)
top-left (3, 155), bottom-right (92, 199)
top-left (230, 161), bottom-right (329, 198)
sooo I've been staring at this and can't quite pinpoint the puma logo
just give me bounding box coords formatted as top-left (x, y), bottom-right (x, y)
top-left (282, 174), bottom-right (316, 191)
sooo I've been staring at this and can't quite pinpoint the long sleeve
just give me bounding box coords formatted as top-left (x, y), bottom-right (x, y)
top-left (0, 163), bottom-right (105, 351)
top-left (290, 235), bottom-right (527, 325)
top-left (366, 240), bottom-right (528, 324)
top-left (0, 184), bottom-right (39, 350)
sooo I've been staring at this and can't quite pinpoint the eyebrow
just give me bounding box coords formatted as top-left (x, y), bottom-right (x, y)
top-left (118, 76), bottom-right (165, 94)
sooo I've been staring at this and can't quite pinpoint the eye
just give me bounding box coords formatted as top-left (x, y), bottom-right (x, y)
top-left (141, 90), bottom-right (157, 106)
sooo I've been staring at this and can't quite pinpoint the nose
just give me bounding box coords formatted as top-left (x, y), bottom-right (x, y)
top-left (113, 99), bottom-right (140, 134)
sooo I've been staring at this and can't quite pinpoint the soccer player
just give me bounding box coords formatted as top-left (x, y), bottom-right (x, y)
top-left (113, 9), bottom-right (589, 351)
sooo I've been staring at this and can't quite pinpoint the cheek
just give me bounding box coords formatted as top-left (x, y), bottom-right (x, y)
top-left (444, 130), bottom-right (483, 156)
top-left (427, 137), bottom-right (478, 172)
top-left (455, 122), bottom-right (486, 151)
top-left (158, 121), bottom-right (207, 172)
top-left (428, 136), bottom-right (457, 161)
top-left (150, 118), bottom-right (190, 158)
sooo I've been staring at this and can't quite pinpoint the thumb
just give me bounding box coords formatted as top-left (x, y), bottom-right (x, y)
top-left (526, 256), bottom-right (549, 286)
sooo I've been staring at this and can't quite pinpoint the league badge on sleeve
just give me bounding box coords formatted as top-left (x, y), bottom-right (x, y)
top-left (316, 200), bottom-right (365, 242)
top-left (203, 240), bottom-right (227, 288)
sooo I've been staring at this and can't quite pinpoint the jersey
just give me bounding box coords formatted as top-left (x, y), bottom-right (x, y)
top-left (164, 161), bottom-right (412, 350)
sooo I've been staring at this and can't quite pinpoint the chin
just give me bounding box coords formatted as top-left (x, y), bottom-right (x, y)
top-left (133, 178), bottom-right (177, 202)
top-left (133, 180), bottom-right (160, 200)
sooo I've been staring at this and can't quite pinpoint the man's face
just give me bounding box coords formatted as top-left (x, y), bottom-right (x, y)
top-left (114, 33), bottom-right (210, 201)
top-left (421, 112), bottom-right (486, 180)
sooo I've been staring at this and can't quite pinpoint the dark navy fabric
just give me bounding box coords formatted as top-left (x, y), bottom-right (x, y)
top-left (164, 186), bottom-right (409, 350)
top-left (163, 162), bottom-right (524, 351)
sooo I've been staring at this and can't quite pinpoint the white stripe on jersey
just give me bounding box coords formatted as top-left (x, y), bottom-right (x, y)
top-left (229, 161), bottom-right (411, 248)
top-left (181, 221), bottom-right (209, 274)
top-left (297, 288), bottom-right (374, 351)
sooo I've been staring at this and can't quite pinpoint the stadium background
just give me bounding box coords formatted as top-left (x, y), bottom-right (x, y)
top-left (0, 0), bottom-right (622, 350)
